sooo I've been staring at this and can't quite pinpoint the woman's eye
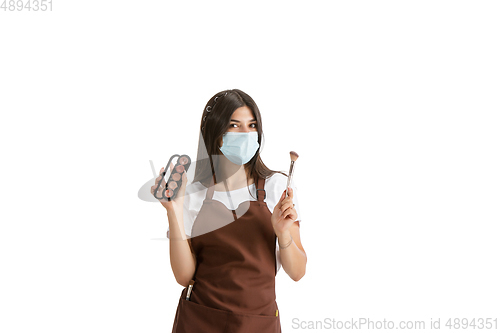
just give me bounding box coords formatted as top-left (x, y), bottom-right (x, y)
top-left (229, 123), bottom-right (256, 128)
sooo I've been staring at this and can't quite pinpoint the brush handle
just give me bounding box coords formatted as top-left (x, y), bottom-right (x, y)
top-left (286, 161), bottom-right (295, 197)
top-left (186, 281), bottom-right (195, 300)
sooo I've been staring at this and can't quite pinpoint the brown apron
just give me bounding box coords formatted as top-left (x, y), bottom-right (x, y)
top-left (171, 175), bottom-right (281, 333)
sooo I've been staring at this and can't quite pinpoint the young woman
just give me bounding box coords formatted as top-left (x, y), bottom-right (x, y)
top-left (151, 89), bottom-right (307, 332)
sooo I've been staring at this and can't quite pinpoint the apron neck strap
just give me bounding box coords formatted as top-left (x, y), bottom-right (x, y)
top-left (205, 174), bottom-right (216, 200)
top-left (256, 177), bottom-right (266, 202)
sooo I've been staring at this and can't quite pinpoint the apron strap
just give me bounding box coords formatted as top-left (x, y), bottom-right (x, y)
top-left (256, 177), bottom-right (266, 202)
top-left (205, 173), bottom-right (216, 200)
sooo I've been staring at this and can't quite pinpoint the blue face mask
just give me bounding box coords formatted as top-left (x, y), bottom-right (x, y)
top-left (219, 132), bottom-right (260, 165)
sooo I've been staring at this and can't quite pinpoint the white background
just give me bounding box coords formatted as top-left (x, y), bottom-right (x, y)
top-left (1, 1), bottom-right (499, 332)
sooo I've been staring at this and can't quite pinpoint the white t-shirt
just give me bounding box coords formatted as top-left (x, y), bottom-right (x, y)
top-left (167, 172), bottom-right (302, 273)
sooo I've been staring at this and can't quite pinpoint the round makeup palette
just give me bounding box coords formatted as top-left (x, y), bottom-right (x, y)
top-left (153, 154), bottom-right (191, 201)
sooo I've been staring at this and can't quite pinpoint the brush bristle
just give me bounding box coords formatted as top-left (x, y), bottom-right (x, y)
top-left (289, 151), bottom-right (299, 161)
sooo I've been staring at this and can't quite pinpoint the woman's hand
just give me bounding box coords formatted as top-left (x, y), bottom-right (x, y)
top-left (271, 187), bottom-right (298, 238)
top-left (150, 161), bottom-right (188, 217)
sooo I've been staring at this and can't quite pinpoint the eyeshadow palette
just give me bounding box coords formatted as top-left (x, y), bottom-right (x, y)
top-left (154, 154), bottom-right (191, 201)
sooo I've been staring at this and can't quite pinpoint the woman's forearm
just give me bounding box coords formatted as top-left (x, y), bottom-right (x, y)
top-left (167, 209), bottom-right (196, 287)
top-left (277, 231), bottom-right (306, 281)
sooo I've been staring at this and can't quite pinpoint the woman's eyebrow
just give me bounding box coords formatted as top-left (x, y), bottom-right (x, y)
top-left (230, 119), bottom-right (256, 122)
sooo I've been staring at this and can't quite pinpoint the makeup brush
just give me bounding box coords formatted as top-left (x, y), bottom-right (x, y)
top-left (186, 279), bottom-right (195, 300)
top-left (286, 151), bottom-right (299, 197)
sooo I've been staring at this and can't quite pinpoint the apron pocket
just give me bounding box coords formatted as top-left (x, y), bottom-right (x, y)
top-left (172, 288), bottom-right (280, 333)
top-left (172, 295), bottom-right (230, 332)
top-left (227, 310), bottom-right (280, 333)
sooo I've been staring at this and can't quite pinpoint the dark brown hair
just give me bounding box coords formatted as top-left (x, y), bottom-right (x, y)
top-left (192, 89), bottom-right (286, 197)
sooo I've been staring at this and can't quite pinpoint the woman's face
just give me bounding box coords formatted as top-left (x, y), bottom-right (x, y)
top-left (227, 106), bottom-right (258, 133)
top-left (217, 106), bottom-right (258, 147)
